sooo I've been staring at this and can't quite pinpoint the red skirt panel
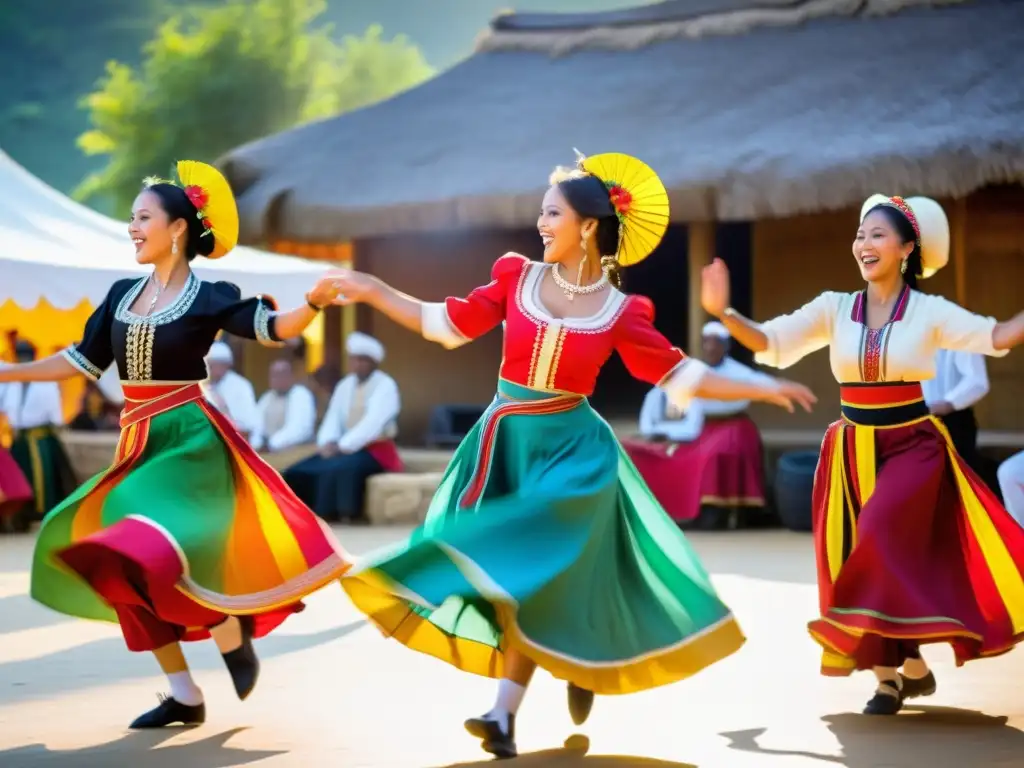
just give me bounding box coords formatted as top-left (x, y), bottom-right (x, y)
top-left (623, 416), bottom-right (765, 522)
top-left (0, 447), bottom-right (32, 519)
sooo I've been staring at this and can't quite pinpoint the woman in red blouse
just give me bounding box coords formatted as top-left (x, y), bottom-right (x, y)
top-left (333, 152), bottom-right (815, 758)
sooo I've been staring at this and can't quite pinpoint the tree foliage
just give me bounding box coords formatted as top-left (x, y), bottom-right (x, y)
top-left (75, 0), bottom-right (433, 213)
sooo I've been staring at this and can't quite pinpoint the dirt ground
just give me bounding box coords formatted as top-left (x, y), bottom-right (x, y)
top-left (1, 527), bottom-right (1023, 767)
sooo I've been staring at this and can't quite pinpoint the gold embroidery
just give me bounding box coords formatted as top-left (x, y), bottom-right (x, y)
top-left (531, 321), bottom-right (563, 391)
top-left (526, 325), bottom-right (544, 388)
top-left (545, 326), bottom-right (568, 390)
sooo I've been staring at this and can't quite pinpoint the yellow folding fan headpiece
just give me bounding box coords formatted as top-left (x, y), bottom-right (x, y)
top-left (175, 160), bottom-right (240, 260)
top-left (574, 150), bottom-right (670, 267)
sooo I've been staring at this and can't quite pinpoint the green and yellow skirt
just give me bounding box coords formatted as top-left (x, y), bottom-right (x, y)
top-left (31, 382), bottom-right (352, 651)
top-left (341, 379), bottom-right (744, 695)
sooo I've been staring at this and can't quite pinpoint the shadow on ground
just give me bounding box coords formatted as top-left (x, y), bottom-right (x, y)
top-left (721, 705), bottom-right (1024, 767)
top-left (0, 728), bottom-right (284, 767)
top-left (434, 735), bottom-right (697, 768)
top-left (0, 620), bottom-right (364, 702)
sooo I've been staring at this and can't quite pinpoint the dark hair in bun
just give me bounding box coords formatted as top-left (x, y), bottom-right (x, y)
top-left (143, 182), bottom-right (215, 261)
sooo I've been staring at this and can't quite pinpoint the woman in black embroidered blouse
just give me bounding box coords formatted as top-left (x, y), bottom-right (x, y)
top-left (0, 161), bottom-right (351, 729)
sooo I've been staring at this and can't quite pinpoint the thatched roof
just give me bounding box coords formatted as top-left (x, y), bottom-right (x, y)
top-left (219, 0), bottom-right (1024, 244)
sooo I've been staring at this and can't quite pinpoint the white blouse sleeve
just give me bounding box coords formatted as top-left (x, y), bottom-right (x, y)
top-left (928, 295), bottom-right (1009, 358)
top-left (755, 292), bottom-right (839, 370)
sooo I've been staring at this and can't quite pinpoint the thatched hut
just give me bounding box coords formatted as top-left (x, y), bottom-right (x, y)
top-left (220, 0), bottom-right (1024, 443)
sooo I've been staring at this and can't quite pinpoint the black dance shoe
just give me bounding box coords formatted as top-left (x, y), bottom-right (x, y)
top-left (221, 615), bottom-right (260, 700)
top-left (567, 682), bottom-right (595, 726)
top-left (863, 680), bottom-right (903, 715)
top-left (900, 670), bottom-right (937, 699)
top-left (129, 694), bottom-right (206, 729)
top-left (464, 713), bottom-right (518, 759)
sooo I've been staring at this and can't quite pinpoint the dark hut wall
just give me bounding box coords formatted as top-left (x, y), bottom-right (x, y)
top-left (748, 185), bottom-right (1024, 432)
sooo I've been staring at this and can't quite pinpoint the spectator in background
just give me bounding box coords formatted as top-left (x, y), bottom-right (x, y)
top-left (250, 359), bottom-right (317, 453)
top-left (283, 332), bottom-right (403, 522)
top-left (204, 340), bottom-right (258, 440)
top-left (625, 321), bottom-right (774, 528)
top-left (1, 340), bottom-right (77, 520)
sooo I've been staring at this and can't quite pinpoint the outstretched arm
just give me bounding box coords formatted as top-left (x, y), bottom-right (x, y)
top-left (993, 310), bottom-right (1024, 351)
top-left (0, 355), bottom-right (80, 384)
top-left (365, 279), bottom-right (425, 336)
top-left (330, 253), bottom-right (525, 348)
top-left (702, 258), bottom-right (834, 368)
top-left (931, 296), bottom-right (1020, 356)
top-left (615, 296), bottom-right (817, 414)
top-left (215, 273), bottom-right (358, 344)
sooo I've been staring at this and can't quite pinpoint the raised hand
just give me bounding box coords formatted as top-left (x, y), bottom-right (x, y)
top-left (700, 258), bottom-right (731, 318)
top-left (765, 378), bottom-right (817, 413)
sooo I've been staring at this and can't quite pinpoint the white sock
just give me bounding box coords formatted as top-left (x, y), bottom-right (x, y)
top-left (485, 679), bottom-right (526, 731)
top-left (209, 616), bottom-right (243, 655)
top-left (167, 671), bottom-right (204, 706)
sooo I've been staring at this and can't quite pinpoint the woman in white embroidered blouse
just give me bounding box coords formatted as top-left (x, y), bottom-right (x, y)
top-left (701, 194), bottom-right (1024, 716)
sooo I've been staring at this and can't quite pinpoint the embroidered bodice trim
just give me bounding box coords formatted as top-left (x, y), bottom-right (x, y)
top-left (116, 271), bottom-right (202, 325)
top-left (516, 262), bottom-right (628, 333)
top-left (852, 285), bottom-right (911, 383)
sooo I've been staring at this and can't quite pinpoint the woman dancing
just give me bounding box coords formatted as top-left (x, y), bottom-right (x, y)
top-left (331, 151), bottom-right (816, 758)
top-left (0, 161), bottom-right (351, 728)
top-left (701, 194), bottom-right (1024, 715)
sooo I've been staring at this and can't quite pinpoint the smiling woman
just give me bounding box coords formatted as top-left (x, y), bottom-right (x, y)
top-left (702, 193), bottom-right (1024, 717)
top-left (854, 195), bottom-right (927, 288)
top-left (323, 149), bottom-right (816, 759)
top-left (0, 160), bottom-right (356, 731)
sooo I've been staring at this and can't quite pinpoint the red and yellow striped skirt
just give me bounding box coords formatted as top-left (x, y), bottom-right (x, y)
top-left (809, 382), bottom-right (1024, 675)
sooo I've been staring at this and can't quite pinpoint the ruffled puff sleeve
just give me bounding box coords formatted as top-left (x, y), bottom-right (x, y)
top-left (755, 291), bottom-right (840, 369)
top-left (420, 253), bottom-right (527, 349)
top-left (210, 282), bottom-right (285, 347)
top-left (614, 296), bottom-right (711, 411)
top-left (61, 280), bottom-right (131, 380)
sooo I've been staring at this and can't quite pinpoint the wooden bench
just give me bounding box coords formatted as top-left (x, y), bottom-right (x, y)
top-left (364, 471), bottom-right (445, 525)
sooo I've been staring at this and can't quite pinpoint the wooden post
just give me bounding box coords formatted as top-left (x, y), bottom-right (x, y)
top-left (953, 196), bottom-right (968, 307)
top-left (688, 221), bottom-right (715, 356)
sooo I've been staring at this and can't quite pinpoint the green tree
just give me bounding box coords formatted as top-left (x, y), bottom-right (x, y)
top-left (75, 0), bottom-right (434, 214)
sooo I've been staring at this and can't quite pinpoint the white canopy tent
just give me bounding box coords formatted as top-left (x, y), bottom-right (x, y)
top-left (0, 149), bottom-right (328, 310)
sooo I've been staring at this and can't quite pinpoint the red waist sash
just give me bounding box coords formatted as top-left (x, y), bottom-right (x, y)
top-left (120, 383), bottom-right (205, 428)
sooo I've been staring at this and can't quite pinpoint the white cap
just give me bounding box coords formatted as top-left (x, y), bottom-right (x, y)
top-left (206, 340), bottom-right (234, 364)
top-left (702, 321), bottom-right (730, 340)
top-left (345, 332), bottom-right (384, 363)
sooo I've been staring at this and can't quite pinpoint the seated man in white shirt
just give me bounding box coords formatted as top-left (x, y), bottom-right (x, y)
top-left (204, 340), bottom-right (259, 440)
top-left (250, 360), bottom-right (317, 453)
top-left (1, 340), bottom-right (78, 520)
top-left (922, 348), bottom-right (989, 469)
top-left (997, 451), bottom-right (1024, 526)
top-left (283, 332), bottom-right (403, 522)
top-left (625, 322), bottom-right (775, 526)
